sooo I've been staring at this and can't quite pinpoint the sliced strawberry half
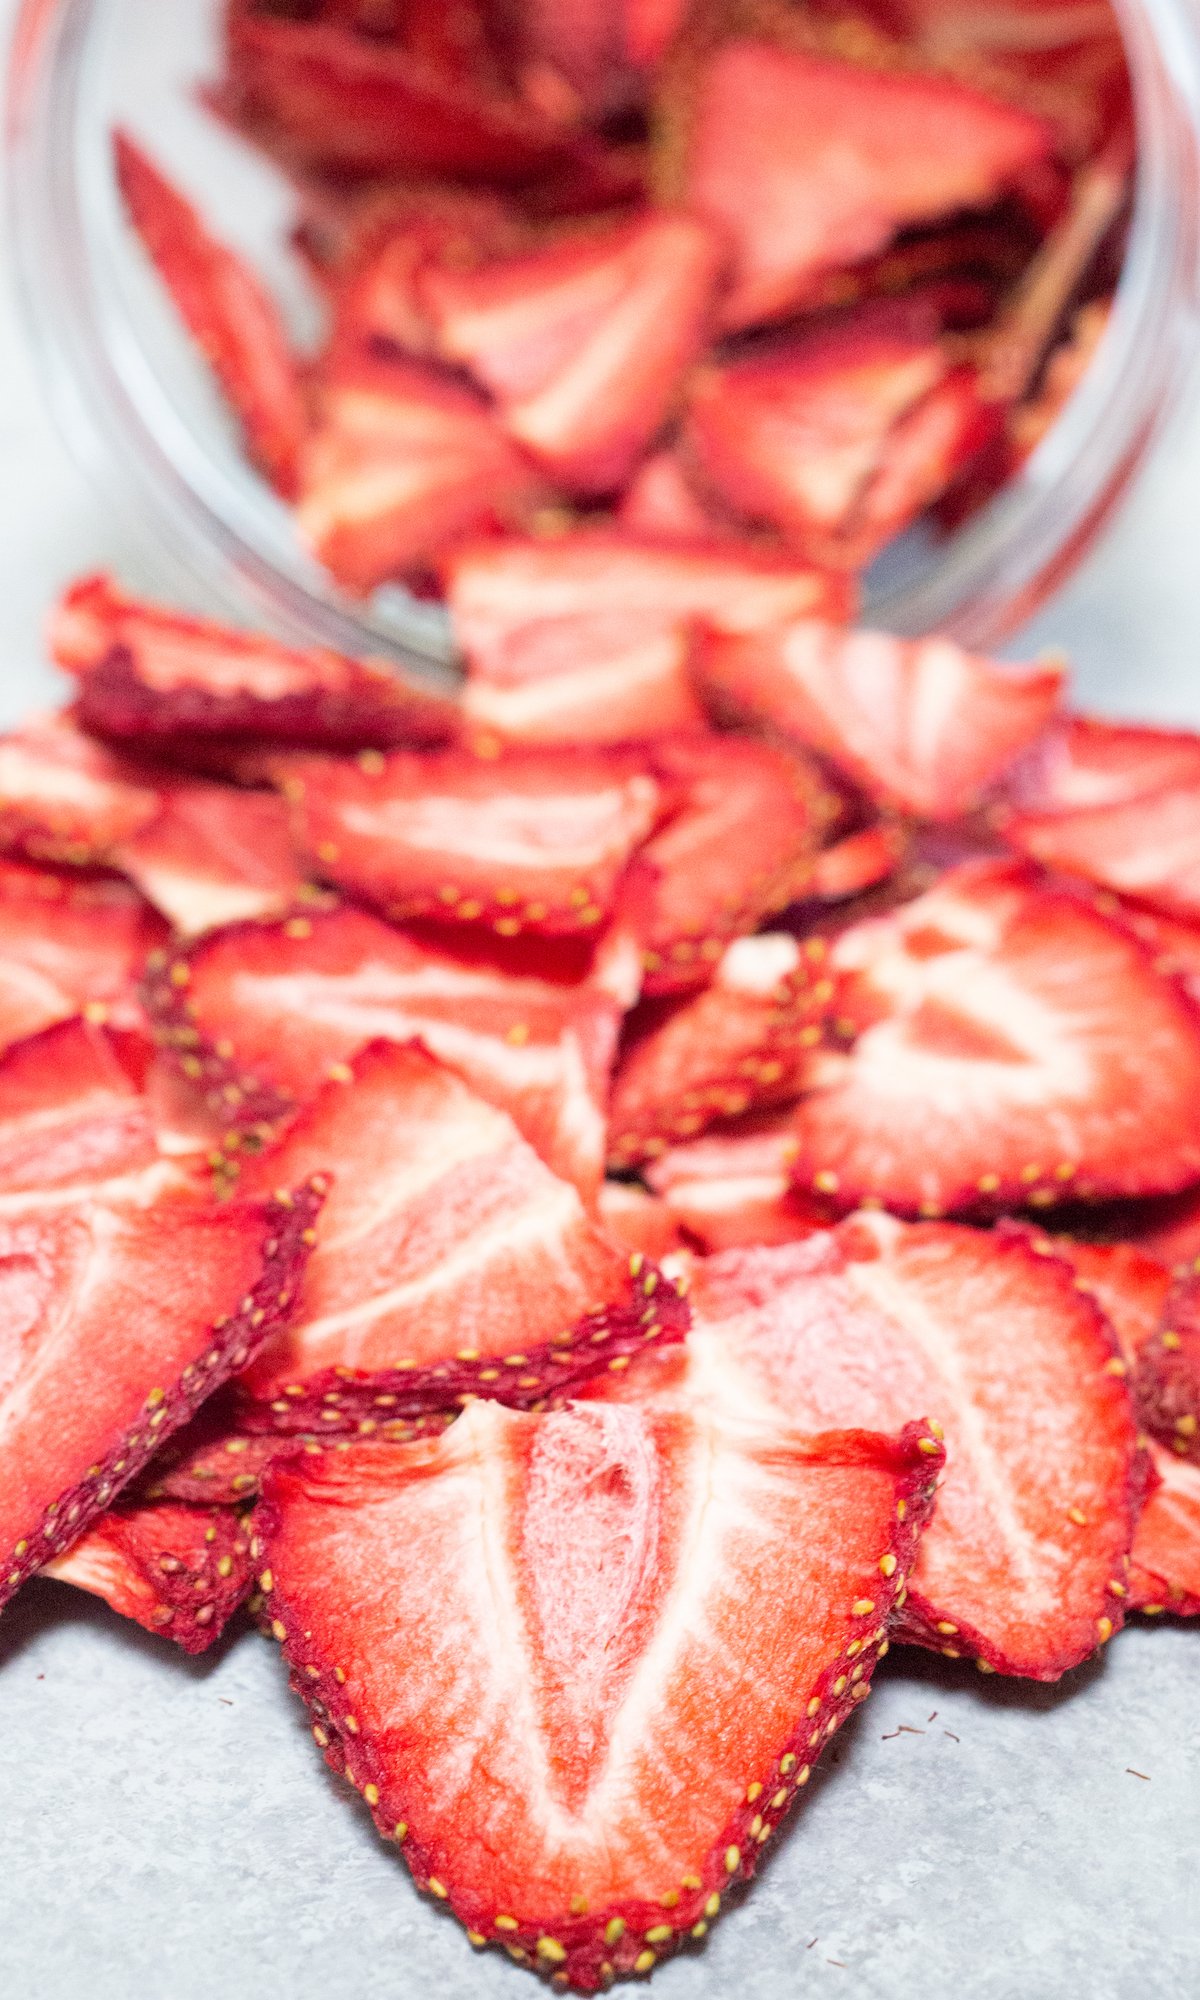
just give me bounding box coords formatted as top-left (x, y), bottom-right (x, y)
top-left (666, 1215), bottom-right (1140, 1676)
top-left (115, 133), bottom-right (305, 496)
top-left (676, 38), bottom-right (1052, 331)
top-left (43, 1498), bottom-right (257, 1652)
top-left (608, 931), bottom-right (836, 1167)
top-left (420, 211), bottom-right (725, 494)
top-left (116, 780), bottom-right (318, 936)
top-left (789, 859), bottom-right (1200, 1217)
top-left (683, 308), bottom-right (990, 565)
top-left (0, 862), bottom-right (163, 1055)
top-left (622, 734), bottom-right (830, 993)
top-left (0, 1155), bottom-right (322, 1612)
top-left (220, 8), bottom-right (575, 181)
top-left (0, 709), bottom-right (160, 865)
top-left (297, 351), bottom-right (541, 591)
top-left (256, 1394), bottom-right (940, 1986)
top-left (144, 906), bottom-right (625, 1197)
top-left (233, 1039), bottom-right (684, 1429)
top-left (278, 746), bottom-right (660, 934)
top-left (50, 573), bottom-right (457, 752)
top-left (444, 533), bottom-right (849, 747)
top-left (1001, 716), bottom-right (1200, 919)
top-left (698, 620), bottom-right (1065, 819)
top-left (645, 1109), bottom-right (835, 1253)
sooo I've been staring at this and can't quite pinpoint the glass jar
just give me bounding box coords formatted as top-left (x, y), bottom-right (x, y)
top-left (7, 0), bottom-right (1200, 683)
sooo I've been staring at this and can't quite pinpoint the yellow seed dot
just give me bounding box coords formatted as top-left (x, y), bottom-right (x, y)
top-left (852, 1598), bottom-right (875, 1616)
top-left (779, 1752), bottom-right (796, 1775)
top-left (394, 1822), bottom-right (408, 1840)
top-left (936, 1621), bottom-right (958, 1636)
top-left (797, 1765), bottom-right (811, 1785)
top-left (259, 1569), bottom-right (274, 1592)
top-left (270, 1619), bottom-right (286, 1642)
top-left (1068, 1507), bottom-right (1089, 1526)
top-left (745, 1782), bottom-right (762, 1803)
top-left (879, 1553), bottom-right (897, 1577)
top-left (634, 1951), bottom-right (656, 1973)
top-left (813, 1170), bottom-right (839, 1194)
top-left (467, 1932), bottom-right (486, 1948)
top-left (1104, 1357), bottom-right (1128, 1376)
top-left (494, 1915), bottom-right (518, 1932)
top-left (833, 1676), bottom-right (847, 1696)
top-left (896, 1499), bottom-right (907, 1520)
top-left (918, 1437), bottom-right (940, 1455)
top-left (536, 1939), bottom-right (567, 1964)
top-left (645, 1925), bottom-right (672, 1945)
top-left (1161, 1330), bottom-right (1182, 1351)
top-left (977, 1173), bottom-right (1000, 1193)
top-left (1096, 1616), bottom-right (1114, 1643)
top-left (691, 1921), bottom-right (708, 1940)
top-left (428, 1878), bottom-right (448, 1900)
top-left (363, 1783), bottom-right (379, 1806)
top-left (724, 1845), bottom-right (740, 1874)
top-left (705, 1894), bottom-right (721, 1918)
top-left (1176, 1415), bottom-right (1198, 1437)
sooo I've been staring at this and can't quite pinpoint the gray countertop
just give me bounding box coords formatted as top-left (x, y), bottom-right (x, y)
top-left (2, 24), bottom-right (1199, 1989)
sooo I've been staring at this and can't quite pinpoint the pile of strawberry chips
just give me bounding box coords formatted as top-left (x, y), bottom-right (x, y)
top-left (5, 5), bottom-right (1192, 1993)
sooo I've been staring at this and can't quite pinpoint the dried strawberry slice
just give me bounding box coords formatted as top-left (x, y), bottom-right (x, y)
top-left (255, 1395), bottom-right (940, 1983)
top-left (646, 1109), bottom-right (835, 1253)
top-left (43, 1499), bottom-right (257, 1652)
top-left (297, 351), bottom-right (541, 592)
top-left (683, 307), bottom-right (989, 564)
top-left (0, 1019), bottom-right (158, 1194)
top-left (789, 859), bottom-right (1200, 1217)
top-left (233, 1039), bottom-right (685, 1428)
top-left (616, 447), bottom-right (734, 543)
top-left (0, 709), bottom-right (160, 864)
top-left (698, 621), bottom-right (1065, 820)
top-left (675, 39), bottom-right (1052, 331)
top-left (622, 734), bottom-right (830, 993)
top-left (1001, 717), bottom-right (1200, 919)
top-left (809, 821), bottom-right (908, 902)
top-left (1128, 1277), bottom-right (1200, 1470)
top-left (144, 906), bottom-right (624, 1197)
top-left (596, 1179), bottom-right (684, 1262)
top-left (1047, 1236), bottom-right (1200, 1617)
top-left (327, 189), bottom-right (527, 359)
top-left (220, 8), bottom-right (574, 180)
top-left (278, 746), bottom-right (660, 934)
top-left (0, 862), bottom-right (163, 1055)
top-left (444, 531), bottom-right (850, 748)
top-left (669, 1215), bottom-right (1140, 1676)
top-left (420, 211), bottom-right (725, 494)
top-left (607, 931), bottom-right (835, 1167)
top-left (116, 780), bottom-right (318, 937)
top-left (50, 573), bottom-right (456, 752)
top-left (0, 1157), bottom-right (322, 1611)
top-left (115, 133), bottom-right (305, 497)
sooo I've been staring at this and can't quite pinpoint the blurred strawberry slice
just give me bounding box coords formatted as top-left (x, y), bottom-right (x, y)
top-left (0, 863), bottom-right (162, 1054)
top-left (684, 308), bottom-right (993, 564)
top-left (444, 529), bottom-right (847, 748)
top-left (421, 211), bottom-right (725, 493)
top-left (0, 711), bottom-right (160, 865)
top-left (116, 781), bottom-right (316, 937)
top-left (298, 352), bottom-right (541, 591)
top-left (698, 620), bottom-right (1064, 819)
top-left (678, 39), bottom-right (1052, 330)
top-left (646, 1109), bottom-right (834, 1252)
top-left (623, 734), bottom-right (830, 993)
top-left (50, 574), bottom-right (456, 752)
top-left (617, 448), bottom-right (733, 543)
top-left (115, 133), bottom-right (305, 496)
top-left (279, 746), bottom-right (660, 934)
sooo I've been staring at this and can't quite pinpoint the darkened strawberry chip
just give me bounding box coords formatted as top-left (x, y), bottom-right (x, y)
top-left (0, 710), bottom-right (160, 865)
top-left (51, 573), bottom-right (457, 752)
top-left (220, 7), bottom-right (576, 181)
top-left (607, 931), bottom-right (837, 1168)
top-left (116, 779), bottom-right (321, 937)
top-left (0, 861), bottom-right (164, 1056)
top-left (144, 906), bottom-right (625, 1197)
top-left (1129, 1275), bottom-right (1200, 1467)
top-left (296, 350), bottom-right (542, 592)
top-left (255, 1395), bottom-right (941, 1987)
top-left (646, 1110), bottom-right (836, 1253)
top-left (675, 1215), bottom-right (1141, 1677)
top-left (278, 745), bottom-right (660, 934)
top-left (232, 1039), bottom-right (686, 1427)
top-left (697, 621), bottom-right (1065, 821)
top-left (676, 38), bottom-right (1052, 331)
top-left (789, 859), bottom-right (1200, 1217)
top-left (0, 1167), bottom-right (323, 1613)
top-left (43, 1498), bottom-right (258, 1652)
top-left (622, 734), bottom-right (832, 993)
top-left (1001, 714), bottom-right (1200, 918)
top-left (420, 210), bottom-right (725, 493)
top-left (115, 133), bottom-right (306, 496)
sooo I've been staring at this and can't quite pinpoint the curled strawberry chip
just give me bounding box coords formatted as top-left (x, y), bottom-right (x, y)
top-left (43, 1498), bottom-right (258, 1653)
top-left (115, 132), bottom-right (306, 496)
top-left (277, 745), bottom-right (661, 935)
top-left (698, 620), bottom-right (1065, 820)
top-left (255, 1392), bottom-right (941, 1988)
top-left (50, 574), bottom-right (457, 752)
top-left (232, 1039), bottom-right (687, 1427)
